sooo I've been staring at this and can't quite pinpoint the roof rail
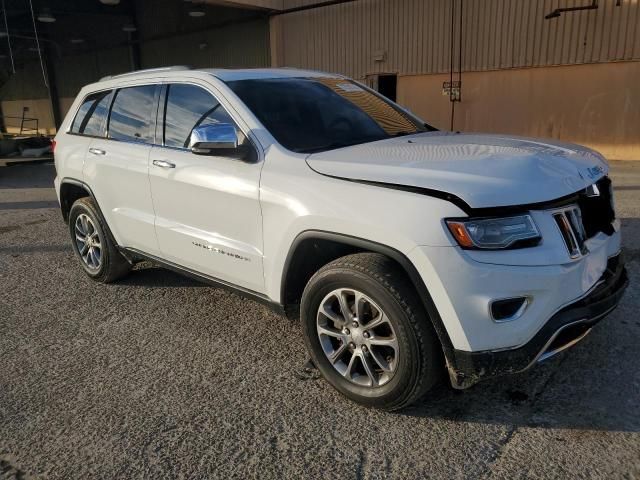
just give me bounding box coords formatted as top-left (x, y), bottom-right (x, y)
top-left (99, 65), bottom-right (191, 82)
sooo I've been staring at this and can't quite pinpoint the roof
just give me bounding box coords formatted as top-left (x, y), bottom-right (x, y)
top-left (99, 66), bottom-right (341, 83)
top-left (202, 68), bottom-right (341, 81)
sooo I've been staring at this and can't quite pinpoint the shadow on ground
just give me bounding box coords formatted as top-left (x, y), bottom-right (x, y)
top-left (118, 264), bottom-right (207, 288)
top-left (0, 163), bottom-right (56, 189)
top-left (399, 223), bottom-right (639, 433)
top-left (2, 162), bottom-right (637, 437)
top-left (0, 200), bottom-right (59, 210)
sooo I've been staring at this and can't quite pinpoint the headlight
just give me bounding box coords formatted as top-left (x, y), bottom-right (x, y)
top-left (446, 214), bottom-right (541, 249)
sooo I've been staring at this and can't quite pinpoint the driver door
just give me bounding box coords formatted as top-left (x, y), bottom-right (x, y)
top-left (148, 82), bottom-right (265, 293)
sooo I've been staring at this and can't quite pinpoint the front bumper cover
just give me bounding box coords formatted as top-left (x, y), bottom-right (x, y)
top-left (447, 253), bottom-right (628, 389)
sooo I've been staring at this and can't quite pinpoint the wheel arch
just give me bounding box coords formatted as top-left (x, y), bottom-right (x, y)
top-left (59, 177), bottom-right (120, 248)
top-left (59, 178), bottom-right (91, 222)
top-left (280, 230), bottom-right (455, 362)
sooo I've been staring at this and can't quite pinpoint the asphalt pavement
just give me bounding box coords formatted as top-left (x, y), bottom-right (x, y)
top-left (1, 161), bottom-right (638, 479)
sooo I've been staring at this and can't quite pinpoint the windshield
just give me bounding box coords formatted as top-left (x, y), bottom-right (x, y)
top-left (227, 77), bottom-right (430, 154)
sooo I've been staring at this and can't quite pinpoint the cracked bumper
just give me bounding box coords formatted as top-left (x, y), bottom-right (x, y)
top-left (447, 253), bottom-right (628, 389)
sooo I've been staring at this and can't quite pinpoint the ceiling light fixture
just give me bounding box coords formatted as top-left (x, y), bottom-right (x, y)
top-left (37, 9), bottom-right (56, 23)
top-left (188, 9), bottom-right (205, 17)
top-left (70, 38), bottom-right (85, 44)
top-left (99, 0), bottom-right (121, 5)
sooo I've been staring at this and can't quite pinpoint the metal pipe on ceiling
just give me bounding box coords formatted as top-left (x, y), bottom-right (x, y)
top-left (271, 0), bottom-right (359, 16)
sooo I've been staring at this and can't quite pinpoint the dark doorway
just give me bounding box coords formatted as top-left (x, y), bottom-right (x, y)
top-left (377, 74), bottom-right (397, 102)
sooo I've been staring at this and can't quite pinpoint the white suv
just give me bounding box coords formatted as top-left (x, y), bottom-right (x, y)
top-left (54, 67), bottom-right (628, 410)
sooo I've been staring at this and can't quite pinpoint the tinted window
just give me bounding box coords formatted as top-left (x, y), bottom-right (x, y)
top-left (164, 84), bottom-right (235, 148)
top-left (228, 77), bottom-right (428, 153)
top-left (108, 85), bottom-right (157, 143)
top-left (70, 90), bottom-right (112, 136)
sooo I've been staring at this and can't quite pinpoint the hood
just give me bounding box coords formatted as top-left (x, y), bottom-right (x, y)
top-left (305, 132), bottom-right (608, 209)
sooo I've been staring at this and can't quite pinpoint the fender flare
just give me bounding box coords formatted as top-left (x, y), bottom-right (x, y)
top-left (59, 177), bottom-right (120, 250)
top-left (280, 230), bottom-right (455, 362)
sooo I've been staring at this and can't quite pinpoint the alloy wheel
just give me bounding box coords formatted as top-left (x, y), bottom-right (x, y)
top-left (74, 213), bottom-right (102, 270)
top-left (316, 288), bottom-right (399, 387)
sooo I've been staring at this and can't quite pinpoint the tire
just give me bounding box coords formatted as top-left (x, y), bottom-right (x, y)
top-left (68, 197), bottom-right (131, 283)
top-left (301, 252), bottom-right (442, 411)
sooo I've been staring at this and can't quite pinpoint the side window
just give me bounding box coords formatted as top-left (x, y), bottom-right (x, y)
top-left (164, 84), bottom-right (238, 149)
top-left (70, 90), bottom-right (112, 136)
top-left (108, 85), bottom-right (157, 144)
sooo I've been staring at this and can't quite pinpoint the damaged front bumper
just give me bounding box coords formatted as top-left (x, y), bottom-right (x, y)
top-left (447, 253), bottom-right (629, 389)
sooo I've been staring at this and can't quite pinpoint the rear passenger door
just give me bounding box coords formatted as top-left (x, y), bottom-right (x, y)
top-left (83, 83), bottom-right (161, 256)
top-left (148, 82), bottom-right (264, 293)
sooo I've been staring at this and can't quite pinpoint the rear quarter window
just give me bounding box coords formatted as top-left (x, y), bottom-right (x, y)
top-left (70, 90), bottom-right (113, 137)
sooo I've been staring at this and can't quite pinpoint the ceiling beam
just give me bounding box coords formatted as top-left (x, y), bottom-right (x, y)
top-left (198, 0), bottom-right (284, 11)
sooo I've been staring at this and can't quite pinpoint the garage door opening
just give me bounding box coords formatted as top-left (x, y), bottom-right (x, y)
top-left (377, 74), bottom-right (397, 102)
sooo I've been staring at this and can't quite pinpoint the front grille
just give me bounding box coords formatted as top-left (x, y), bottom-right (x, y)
top-left (554, 176), bottom-right (615, 258)
top-left (553, 206), bottom-right (588, 258)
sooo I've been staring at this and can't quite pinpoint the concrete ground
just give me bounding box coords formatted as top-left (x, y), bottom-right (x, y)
top-left (0, 161), bottom-right (638, 479)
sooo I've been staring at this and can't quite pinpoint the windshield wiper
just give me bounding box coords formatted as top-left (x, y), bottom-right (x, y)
top-left (302, 141), bottom-right (355, 153)
top-left (302, 134), bottom-right (397, 153)
top-left (392, 131), bottom-right (414, 137)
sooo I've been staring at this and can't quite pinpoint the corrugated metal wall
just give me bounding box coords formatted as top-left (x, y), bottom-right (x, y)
top-left (281, 0), bottom-right (327, 8)
top-left (141, 19), bottom-right (270, 69)
top-left (0, 6), bottom-right (270, 132)
top-left (54, 47), bottom-right (133, 99)
top-left (272, 0), bottom-right (640, 79)
top-left (135, 0), bottom-right (270, 70)
top-left (0, 62), bottom-right (49, 100)
top-left (136, 0), bottom-right (265, 40)
top-left (1, 46), bottom-right (132, 102)
top-left (1, 16), bottom-right (269, 102)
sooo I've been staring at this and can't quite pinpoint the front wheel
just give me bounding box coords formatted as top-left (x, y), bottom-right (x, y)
top-left (300, 253), bottom-right (442, 410)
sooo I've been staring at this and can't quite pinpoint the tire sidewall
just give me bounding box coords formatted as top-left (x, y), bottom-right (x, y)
top-left (68, 200), bottom-right (110, 279)
top-left (301, 268), bottom-right (421, 407)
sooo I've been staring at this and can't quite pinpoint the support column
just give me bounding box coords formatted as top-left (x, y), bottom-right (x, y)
top-left (127, 0), bottom-right (141, 70)
top-left (269, 15), bottom-right (284, 67)
top-left (128, 32), bottom-right (141, 71)
top-left (43, 46), bottom-right (61, 132)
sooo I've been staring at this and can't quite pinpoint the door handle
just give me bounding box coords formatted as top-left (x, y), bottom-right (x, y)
top-left (88, 148), bottom-right (106, 156)
top-left (152, 159), bottom-right (176, 169)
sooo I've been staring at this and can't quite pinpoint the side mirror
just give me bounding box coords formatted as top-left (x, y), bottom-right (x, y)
top-left (189, 123), bottom-right (238, 155)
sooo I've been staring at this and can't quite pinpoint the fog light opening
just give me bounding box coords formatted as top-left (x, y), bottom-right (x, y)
top-left (490, 296), bottom-right (530, 322)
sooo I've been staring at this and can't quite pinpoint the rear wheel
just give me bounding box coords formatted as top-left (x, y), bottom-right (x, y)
top-left (301, 253), bottom-right (442, 410)
top-left (68, 197), bottom-right (130, 283)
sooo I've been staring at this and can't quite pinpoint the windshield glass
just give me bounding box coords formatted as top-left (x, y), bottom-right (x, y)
top-left (227, 77), bottom-right (428, 154)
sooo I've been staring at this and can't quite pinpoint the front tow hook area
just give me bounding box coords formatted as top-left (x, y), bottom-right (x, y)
top-left (445, 254), bottom-right (628, 389)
